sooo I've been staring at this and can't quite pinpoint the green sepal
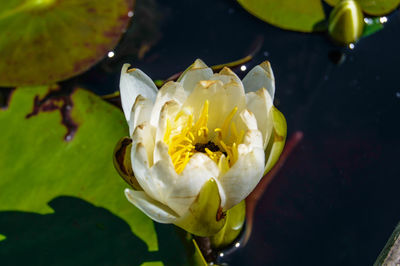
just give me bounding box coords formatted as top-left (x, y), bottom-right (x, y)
top-left (113, 136), bottom-right (142, 190)
top-left (264, 106), bottom-right (287, 175)
top-left (175, 178), bottom-right (226, 237)
top-left (328, 0), bottom-right (364, 45)
top-left (210, 200), bottom-right (246, 249)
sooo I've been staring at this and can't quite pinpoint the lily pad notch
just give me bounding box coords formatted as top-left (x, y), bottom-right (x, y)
top-left (25, 86), bottom-right (78, 141)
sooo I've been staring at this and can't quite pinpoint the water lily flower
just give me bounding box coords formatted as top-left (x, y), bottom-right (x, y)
top-left (115, 59), bottom-right (286, 237)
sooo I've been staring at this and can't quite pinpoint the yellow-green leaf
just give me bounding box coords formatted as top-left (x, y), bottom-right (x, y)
top-left (237, 0), bottom-right (326, 32)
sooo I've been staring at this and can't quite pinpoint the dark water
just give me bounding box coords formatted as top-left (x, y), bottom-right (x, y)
top-left (69, 0), bottom-right (400, 265)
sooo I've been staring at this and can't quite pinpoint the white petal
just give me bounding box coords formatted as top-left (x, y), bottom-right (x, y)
top-left (153, 140), bottom-right (173, 167)
top-left (125, 189), bottom-right (178, 223)
top-left (242, 61), bottom-right (275, 99)
top-left (120, 64), bottom-right (158, 121)
top-left (150, 148), bottom-right (179, 206)
top-left (165, 153), bottom-right (223, 216)
top-left (182, 79), bottom-right (246, 132)
top-left (240, 109), bottom-right (259, 131)
top-left (128, 95), bottom-right (153, 136)
top-left (155, 100), bottom-right (181, 145)
top-left (246, 88), bottom-right (274, 149)
top-left (211, 67), bottom-right (242, 85)
top-left (178, 59), bottom-right (213, 94)
top-left (218, 130), bottom-right (265, 209)
top-left (149, 81), bottom-right (186, 127)
top-left (131, 122), bottom-right (156, 166)
top-left (131, 122), bottom-right (158, 200)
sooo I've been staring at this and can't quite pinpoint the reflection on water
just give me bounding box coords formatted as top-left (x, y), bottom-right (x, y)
top-left (108, 51), bottom-right (115, 58)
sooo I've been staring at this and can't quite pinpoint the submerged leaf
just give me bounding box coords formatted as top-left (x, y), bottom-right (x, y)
top-left (237, 0), bottom-right (326, 32)
top-left (0, 0), bottom-right (133, 86)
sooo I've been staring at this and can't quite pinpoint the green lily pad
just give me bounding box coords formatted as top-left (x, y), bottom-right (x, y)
top-left (0, 86), bottom-right (197, 265)
top-left (0, 0), bottom-right (133, 86)
top-left (237, 0), bottom-right (326, 32)
top-left (325, 0), bottom-right (400, 16)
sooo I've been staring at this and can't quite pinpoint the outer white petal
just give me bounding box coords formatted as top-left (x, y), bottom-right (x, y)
top-left (246, 88), bottom-right (274, 149)
top-left (218, 130), bottom-right (265, 209)
top-left (131, 122), bottom-right (158, 200)
top-left (178, 59), bottom-right (213, 94)
top-left (128, 95), bottom-right (153, 136)
top-left (242, 61), bottom-right (275, 99)
top-left (125, 189), bottom-right (178, 223)
top-left (120, 64), bottom-right (158, 122)
top-left (149, 144), bottom-right (179, 207)
top-left (149, 81), bottom-right (186, 127)
top-left (164, 153), bottom-right (223, 216)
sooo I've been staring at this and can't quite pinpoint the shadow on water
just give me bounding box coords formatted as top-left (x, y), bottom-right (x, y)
top-left (0, 196), bottom-right (187, 266)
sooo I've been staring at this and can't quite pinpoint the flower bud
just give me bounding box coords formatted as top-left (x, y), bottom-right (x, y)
top-left (328, 0), bottom-right (364, 45)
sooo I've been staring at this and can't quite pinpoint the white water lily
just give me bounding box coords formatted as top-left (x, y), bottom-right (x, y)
top-left (118, 59), bottom-right (286, 236)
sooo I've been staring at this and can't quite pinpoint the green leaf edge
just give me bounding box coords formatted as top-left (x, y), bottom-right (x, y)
top-left (192, 239), bottom-right (208, 266)
top-left (374, 222), bottom-right (400, 265)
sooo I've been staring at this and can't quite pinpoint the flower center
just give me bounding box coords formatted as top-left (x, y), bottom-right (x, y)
top-left (163, 100), bottom-right (244, 174)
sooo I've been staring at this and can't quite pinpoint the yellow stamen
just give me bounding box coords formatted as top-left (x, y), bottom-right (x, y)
top-left (218, 155), bottom-right (230, 175)
top-left (164, 119), bottom-right (171, 143)
top-left (220, 106), bottom-right (238, 140)
top-left (164, 99), bottom-right (243, 174)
